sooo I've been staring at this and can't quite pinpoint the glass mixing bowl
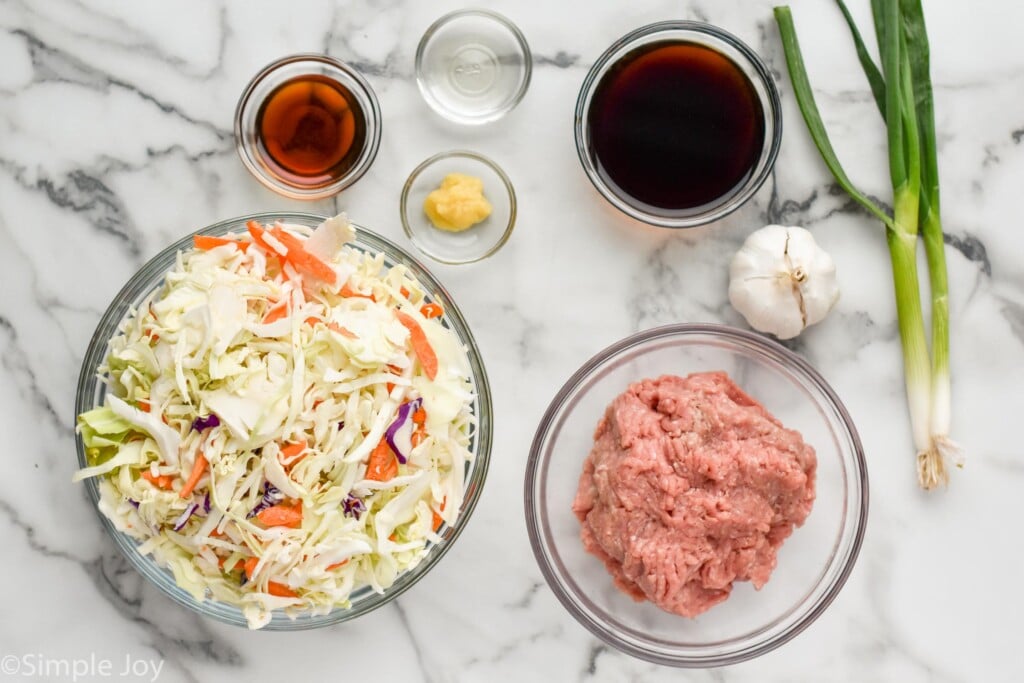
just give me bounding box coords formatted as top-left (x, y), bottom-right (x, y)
top-left (524, 324), bottom-right (867, 666)
top-left (75, 212), bottom-right (492, 630)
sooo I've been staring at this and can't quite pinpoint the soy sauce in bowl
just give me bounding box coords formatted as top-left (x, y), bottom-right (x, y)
top-left (575, 22), bottom-right (781, 228)
top-left (588, 42), bottom-right (764, 213)
top-left (255, 74), bottom-right (367, 187)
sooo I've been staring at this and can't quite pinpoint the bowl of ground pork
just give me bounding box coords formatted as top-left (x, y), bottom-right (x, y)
top-left (524, 324), bottom-right (867, 667)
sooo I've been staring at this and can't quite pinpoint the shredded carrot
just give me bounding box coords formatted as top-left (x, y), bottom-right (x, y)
top-left (209, 527), bottom-right (225, 538)
top-left (279, 441), bottom-right (307, 471)
top-left (246, 221), bottom-right (276, 253)
top-left (304, 316), bottom-right (321, 327)
top-left (412, 408), bottom-right (427, 425)
top-left (420, 303), bottom-right (443, 319)
top-left (432, 496), bottom-right (447, 531)
top-left (327, 322), bottom-right (358, 339)
top-left (340, 282), bottom-right (377, 301)
top-left (141, 470), bottom-right (174, 490)
top-left (267, 581), bottom-right (298, 598)
top-left (280, 442), bottom-right (306, 459)
top-left (193, 234), bottom-right (249, 252)
top-left (257, 503), bottom-right (303, 528)
top-left (262, 301), bottom-right (289, 324)
top-left (179, 452), bottom-right (208, 499)
top-left (388, 532), bottom-right (398, 542)
top-left (138, 399), bottom-right (151, 413)
top-left (326, 560), bottom-right (349, 571)
top-left (365, 440), bottom-right (398, 482)
top-left (399, 286), bottom-right (410, 299)
top-left (394, 310), bottom-right (438, 380)
top-left (243, 557), bottom-right (259, 579)
top-left (386, 382), bottom-right (396, 393)
top-left (160, 414), bottom-right (169, 425)
top-left (411, 428), bottom-right (426, 448)
top-left (270, 226), bottom-right (337, 285)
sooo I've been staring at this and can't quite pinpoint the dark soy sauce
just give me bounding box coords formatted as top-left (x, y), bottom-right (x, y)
top-left (588, 42), bottom-right (765, 213)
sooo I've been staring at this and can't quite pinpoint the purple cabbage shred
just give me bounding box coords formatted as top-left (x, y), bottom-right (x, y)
top-left (192, 413), bottom-right (220, 432)
top-left (342, 494), bottom-right (365, 520)
top-left (247, 482), bottom-right (283, 519)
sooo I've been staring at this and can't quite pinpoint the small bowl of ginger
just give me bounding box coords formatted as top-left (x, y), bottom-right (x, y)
top-left (400, 150), bottom-right (516, 264)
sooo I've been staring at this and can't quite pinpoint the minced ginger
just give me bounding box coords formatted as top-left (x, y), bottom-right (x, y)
top-left (423, 173), bottom-right (492, 232)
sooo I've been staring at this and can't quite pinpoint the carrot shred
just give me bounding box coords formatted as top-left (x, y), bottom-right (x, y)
top-left (394, 310), bottom-right (438, 380)
top-left (262, 301), bottom-right (289, 324)
top-left (279, 441), bottom-right (307, 471)
top-left (243, 557), bottom-right (259, 579)
top-left (138, 399), bottom-right (151, 413)
top-left (411, 428), bottom-right (426, 448)
top-left (280, 442), bottom-right (306, 458)
top-left (420, 303), bottom-right (443, 319)
top-left (246, 221), bottom-right (275, 253)
top-left (327, 322), bottom-right (358, 339)
top-left (304, 316), bottom-right (321, 327)
top-left (326, 560), bottom-right (349, 571)
top-left (365, 440), bottom-right (398, 481)
top-left (257, 503), bottom-right (303, 528)
top-left (432, 510), bottom-right (443, 531)
top-left (193, 235), bottom-right (249, 252)
top-left (399, 286), bottom-right (410, 299)
top-left (412, 408), bottom-right (426, 425)
top-left (267, 581), bottom-right (298, 598)
top-left (141, 470), bottom-right (174, 490)
top-left (270, 226), bottom-right (337, 284)
top-left (386, 382), bottom-right (396, 393)
top-left (340, 282), bottom-right (377, 301)
top-left (179, 451), bottom-right (208, 499)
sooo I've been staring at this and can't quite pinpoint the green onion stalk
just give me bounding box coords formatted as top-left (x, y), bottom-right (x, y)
top-left (774, 0), bottom-right (960, 489)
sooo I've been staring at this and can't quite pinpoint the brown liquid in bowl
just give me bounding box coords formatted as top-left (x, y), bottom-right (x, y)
top-left (587, 42), bottom-right (765, 213)
top-left (255, 74), bottom-right (367, 187)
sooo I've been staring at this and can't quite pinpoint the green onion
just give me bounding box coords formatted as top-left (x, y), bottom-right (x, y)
top-left (774, 1), bottom-right (958, 489)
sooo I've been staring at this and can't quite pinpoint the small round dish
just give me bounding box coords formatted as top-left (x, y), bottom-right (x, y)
top-left (235, 55), bottom-right (382, 200)
top-left (575, 22), bottom-right (782, 228)
top-left (75, 212), bottom-right (492, 630)
top-left (525, 324), bottom-right (867, 667)
top-left (400, 151), bottom-right (516, 264)
top-left (415, 9), bottom-right (532, 125)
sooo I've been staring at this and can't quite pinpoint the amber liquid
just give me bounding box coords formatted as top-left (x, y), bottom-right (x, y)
top-left (255, 74), bottom-right (367, 187)
top-left (588, 42), bottom-right (765, 213)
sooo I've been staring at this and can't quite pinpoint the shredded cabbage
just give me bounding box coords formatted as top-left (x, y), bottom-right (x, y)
top-left (75, 215), bottom-right (476, 629)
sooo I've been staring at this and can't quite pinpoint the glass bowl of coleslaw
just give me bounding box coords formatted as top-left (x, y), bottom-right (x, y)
top-left (74, 212), bottom-right (492, 630)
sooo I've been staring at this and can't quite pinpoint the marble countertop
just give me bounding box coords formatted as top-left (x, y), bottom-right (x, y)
top-left (2, 0), bottom-right (1021, 680)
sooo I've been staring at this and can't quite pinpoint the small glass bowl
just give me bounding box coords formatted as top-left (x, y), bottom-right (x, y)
top-left (75, 213), bottom-right (493, 630)
top-left (415, 9), bottom-right (532, 125)
top-left (234, 54), bottom-right (382, 200)
top-left (525, 324), bottom-right (868, 666)
top-left (400, 151), bottom-right (516, 264)
top-left (574, 22), bottom-right (782, 228)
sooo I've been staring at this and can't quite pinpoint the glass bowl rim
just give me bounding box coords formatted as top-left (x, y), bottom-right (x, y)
top-left (233, 54), bottom-right (383, 200)
top-left (573, 20), bottom-right (783, 228)
top-left (399, 149), bottom-right (517, 264)
top-left (523, 322), bottom-right (868, 666)
top-left (75, 211), bottom-right (493, 630)
top-left (414, 8), bottom-right (533, 125)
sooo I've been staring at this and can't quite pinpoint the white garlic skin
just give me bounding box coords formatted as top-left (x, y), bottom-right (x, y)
top-left (728, 225), bottom-right (839, 340)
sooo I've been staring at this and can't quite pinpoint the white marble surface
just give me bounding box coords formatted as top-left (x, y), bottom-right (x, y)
top-left (1, 0), bottom-right (1021, 680)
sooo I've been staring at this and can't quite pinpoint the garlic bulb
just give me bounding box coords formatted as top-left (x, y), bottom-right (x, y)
top-left (728, 225), bottom-right (839, 340)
